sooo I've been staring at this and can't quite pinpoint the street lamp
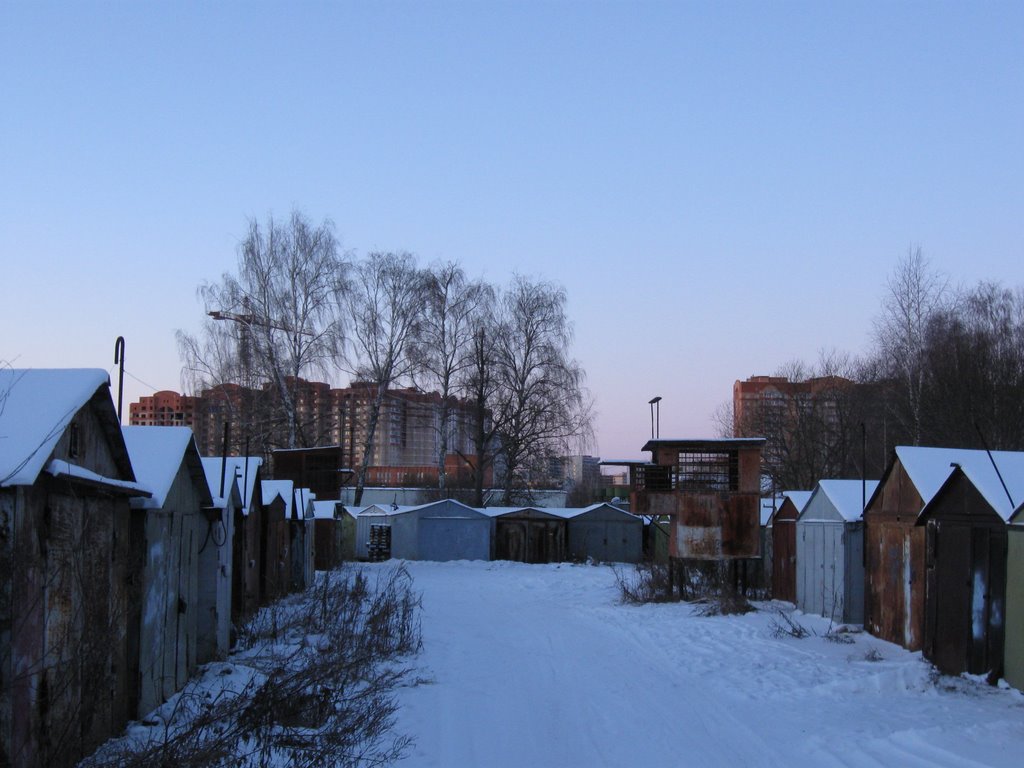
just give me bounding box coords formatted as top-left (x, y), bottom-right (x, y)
top-left (648, 396), bottom-right (662, 440)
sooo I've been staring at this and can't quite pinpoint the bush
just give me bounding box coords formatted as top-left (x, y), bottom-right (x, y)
top-left (615, 563), bottom-right (677, 604)
top-left (769, 609), bottom-right (812, 639)
top-left (692, 592), bottom-right (756, 617)
top-left (83, 564), bottom-right (421, 768)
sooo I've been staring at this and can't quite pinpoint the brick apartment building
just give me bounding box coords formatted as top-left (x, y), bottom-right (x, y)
top-left (129, 378), bottom-right (483, 485)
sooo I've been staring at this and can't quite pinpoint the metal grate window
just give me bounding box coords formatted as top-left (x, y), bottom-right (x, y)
top-left (675, 450), bottom-right (738, 492)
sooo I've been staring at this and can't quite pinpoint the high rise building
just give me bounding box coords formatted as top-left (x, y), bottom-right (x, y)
top-left (128, 378), bottom-right (483, 486)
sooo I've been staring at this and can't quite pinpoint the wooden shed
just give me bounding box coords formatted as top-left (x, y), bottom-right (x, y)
top-left (312, 500), bottom-right (356, 569)
top-left (865, 446), bottom-right (1023, 652)
top-left (796, 479), bottom-right (878, 625)
top-left (485, 506), bottom-right (568, 563)
top-left (121, 426), bottom-right (212, 719)
top-left (204, 456), bottom-right (264, 620)
top-left (771, 491), bottom-right (811, 603)
top-left (916, 458), bottom-right (1024, 677)
top-left (565, 503), bottom-right (642, 563)
top-left (389, 500), bottom-right (492, 561)
top-left (756, 496), bottom-right (782, 598)
top-left (198, 457), bottom-right (244, 663)
top-left (1006, 502), bottom-right (1024, 691)
top-left (1, 369), bottom-right (148, 768)
top-left (260, 480), bottom-right (292, 600)
top-left (292, 487), bottom-right (316, 590)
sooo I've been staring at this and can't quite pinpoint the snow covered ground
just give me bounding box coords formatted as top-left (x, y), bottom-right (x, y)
top-left (389, 560), bottom-right (1024, 768)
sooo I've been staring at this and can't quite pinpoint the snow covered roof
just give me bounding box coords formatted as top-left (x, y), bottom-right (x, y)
top-left (294, 487), bottom-right (316, 519)
top-left (201, 456), bottom-right (263, 515)
top-left (781, 491), bottom-right (812, 513)
top-left (357, 503), bottom-right (417, 517)
top-left (807, 480), bottom-right (880, 522)
top-left (890, 446), bottom-right (1024, 521)
top-left (641, 437), bottom-right (766, 452)
top-left (481, 505), bottom-right (577, 519)
top-left (261, 480), bottom-right (294, 516)
top-left (387, 499), bottom-right (490, 519)
top-left (0, 368), bottom-right (120, 487)
top-left (1011, 501), bottom-right (1024, 526)
top-left (772, 491), bottom-right (812, 524)
top-left (760, 495), bottom-right (784, 526)
top-left (45, 459), bottom-right (149, 496)
top-left (312, 500), bottom-right (342, 519)
top-left (122, 426), bottom-right (212, 509)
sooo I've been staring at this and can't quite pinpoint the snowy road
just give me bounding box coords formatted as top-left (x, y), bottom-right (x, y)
top-left (385, 560), bottom-right (1024, 768)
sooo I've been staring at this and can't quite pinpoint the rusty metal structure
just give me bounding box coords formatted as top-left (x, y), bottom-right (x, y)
top-left (628, 438), bottom-right (765, 593)
top-left (272, 445), bottom-right (349, 500)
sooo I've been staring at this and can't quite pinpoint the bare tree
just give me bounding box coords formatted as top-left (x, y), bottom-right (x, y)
top-left (412, 262), bottom-right (491, 494)
top-left (491, 276), bottom-right (593, 504)
top-left (734, 354), bottom-right (872, 491)
top-left (919, 281), bottom-right (1024, 449)
top-left (873, 246), bottom-right (953, 445)
top-left (345, 252), bottom-right (426, 505)
top-left (711, 399), bottom-right (735, 439)
top-left (178, 211), bottom-right (348, 451)
top-left (459, 306), bottom-right (502, 507)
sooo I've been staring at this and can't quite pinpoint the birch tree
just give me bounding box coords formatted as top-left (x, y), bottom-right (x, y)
top-left (491, 276), bottom-right (593, 504)
top-left (346, 252), bottom-right (426, 505)
top-left (178, 211), bottom-right (348, 451)
top-left (873, 246), bottom-right (952, 445)
top-left (413, 262), bottom-right (491, 493)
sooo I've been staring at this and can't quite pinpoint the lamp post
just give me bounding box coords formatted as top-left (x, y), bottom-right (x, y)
top-left (648, 396), bottom-right (662, 440)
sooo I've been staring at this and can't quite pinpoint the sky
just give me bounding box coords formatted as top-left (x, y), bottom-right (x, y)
top-left (2, 1), bottom-right (1022, 462)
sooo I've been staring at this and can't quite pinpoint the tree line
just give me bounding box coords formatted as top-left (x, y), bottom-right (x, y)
top-left (728, 247), bottom-right (1024, 491)
top-left (177, 210), bottom-right (592, 506)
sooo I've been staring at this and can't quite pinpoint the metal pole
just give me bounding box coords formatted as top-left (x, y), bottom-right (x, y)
top-left (975, 421), bottom-right (1015, 508)
top-left (648, 396), bottom-right (662, 440)
top-left (113, 336), bottom-right (125, 423)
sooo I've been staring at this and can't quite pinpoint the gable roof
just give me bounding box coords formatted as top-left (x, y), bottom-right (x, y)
top-left (312, 500), bottom-right (339, 519)
top-left (392, 499), bottom-right (489, 520)
top-left (772, 491), bottom-right (812, 523)
top-left (201, 456), bottom-right (263, 515)
top-left (0, 368), bottom-right (130, 487)
top-left (870, 446), bottom-right (1024, 521)
top-left (1011, 500), bottom-right (1024, 526)
top-left (122, 426), bottom-right (212, 509)
top-left (294, 487), bottom-right (316, 519)
top-left (760, 495), bottom-right (784, 526)
top-left (262, 479), bottom-right (294, 516)
top-left (805, 479), bottom-right (880, 522)
top-left (918, 460), bottom-right (1024, 524)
